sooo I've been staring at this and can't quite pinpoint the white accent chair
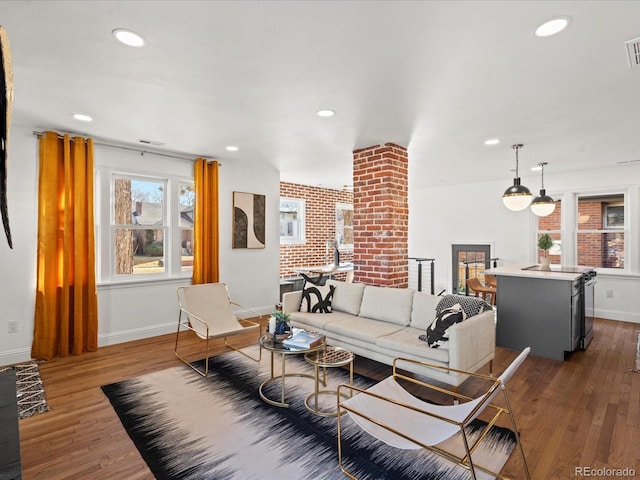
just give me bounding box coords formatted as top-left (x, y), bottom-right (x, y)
top-left (175, 283), bottom-right (262, 377)
top-left (337, 348), bottom-right (531, 480)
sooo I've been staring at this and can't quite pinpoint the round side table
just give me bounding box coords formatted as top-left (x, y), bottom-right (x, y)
top-left (304, 346), bottom-right (354, 417)
top-left (258, 333), bottom-right (326, 408)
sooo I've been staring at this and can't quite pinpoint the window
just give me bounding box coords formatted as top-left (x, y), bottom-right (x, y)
top-left (179, 183), bottom-right (195, 273)
top-left (97, 170), bottom-right (193, 282)
top-left (113, 176), bottom-right (166, 276)
top-left (280, 198), bottom-right (305, 244)
top-left (335, 203), bottom-right (353, 249)
top-left (451, 244), bottom-right (491, 294)
top-left (577, 194), bottom-right (625, 269)
top-left (536, 199), bottom-right (562, 262)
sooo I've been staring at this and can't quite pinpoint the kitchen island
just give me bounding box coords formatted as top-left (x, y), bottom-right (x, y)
top-left (485, 264), bottom-right (595, 361)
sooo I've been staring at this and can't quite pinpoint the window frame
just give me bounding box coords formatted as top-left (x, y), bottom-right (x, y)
top-left (576, 192), bottom-right (626, 271)
top-left (335, 202), bottom-right (354, 251)
top-left (95, 166), bottom-right (194, 284)
top-left (279, 197), bottom-right (306, 245)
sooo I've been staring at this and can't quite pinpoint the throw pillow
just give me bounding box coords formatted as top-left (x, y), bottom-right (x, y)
top-left (420, 303), bottom-right (466, 348)
top-left (299, 282), bottom-right (335, 313)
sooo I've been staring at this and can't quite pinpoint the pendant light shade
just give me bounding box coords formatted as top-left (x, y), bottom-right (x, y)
top-left (530, 162), bottom-right (555, 216)
top-left (502, 144), bottom-right (532, 211)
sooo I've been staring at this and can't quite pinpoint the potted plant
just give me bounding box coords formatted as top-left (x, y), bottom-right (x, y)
top-left (538, 234), bottom-right (553, 270)
top-left (272, 310), bottom-right (291, 335)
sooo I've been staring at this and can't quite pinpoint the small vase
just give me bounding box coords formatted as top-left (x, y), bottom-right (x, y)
top-left (275, 321), bottom-right (288, 335)
top-left (540, 257), bottom-right (551, 270)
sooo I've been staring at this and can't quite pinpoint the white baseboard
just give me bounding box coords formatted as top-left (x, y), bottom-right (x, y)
top-left (0, 347), bottom-right (34, 368)
top-left (98, 322), bottom-right (176, 347)
top-left (596, 308), bottom-right (640, 324)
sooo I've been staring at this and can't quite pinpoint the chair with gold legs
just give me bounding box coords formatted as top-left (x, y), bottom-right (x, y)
top-left (337, 348), bottom-right (531, 480)
top-left (175, 283), bottom-right (262, 377)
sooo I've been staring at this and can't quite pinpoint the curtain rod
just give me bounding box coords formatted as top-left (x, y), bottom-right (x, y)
top-left (31, 130), bottom-right (221, 165)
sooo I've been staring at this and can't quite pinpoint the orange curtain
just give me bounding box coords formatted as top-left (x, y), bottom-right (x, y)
top-left (192, 158), bottom-right (219, 284)
top-left (32, 131), bottom-right (98, 360)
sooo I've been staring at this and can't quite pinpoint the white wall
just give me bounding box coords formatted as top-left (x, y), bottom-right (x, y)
top-left (409, 164), bottom-right (640, 324)
top-left (0, 124), bottom-right (280, 366)
top-left (0, 125), bottom-right (38, 366)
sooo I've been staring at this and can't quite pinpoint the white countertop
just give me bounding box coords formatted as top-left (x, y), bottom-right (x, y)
top-left (292, 262), bottom-right (354, 274)
top-left (485, 264), bottom-right (592, 281)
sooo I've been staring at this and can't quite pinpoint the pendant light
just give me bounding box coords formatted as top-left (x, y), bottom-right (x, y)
top-left (502, 144), bottom-right (533, 211)
top-left (530, 162), bottom-right (556, 216)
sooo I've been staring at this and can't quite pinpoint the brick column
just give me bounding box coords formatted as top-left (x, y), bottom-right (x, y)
top-left (352, 143), bottom-right (408, 287)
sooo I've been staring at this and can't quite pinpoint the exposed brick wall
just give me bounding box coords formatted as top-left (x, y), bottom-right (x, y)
top-left (352, 143), bottom-right (408, 287)
top-left (279, 182), bottom-right (353, 278)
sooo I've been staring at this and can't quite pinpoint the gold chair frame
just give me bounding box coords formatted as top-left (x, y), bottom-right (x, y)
top-left (175, 283), bottom-right (262, 377)
top-left (337, 349), bottom-right (531, 480)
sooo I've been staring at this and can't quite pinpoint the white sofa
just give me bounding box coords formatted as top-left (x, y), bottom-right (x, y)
top-left (282, 280), bottom-right (495, 387)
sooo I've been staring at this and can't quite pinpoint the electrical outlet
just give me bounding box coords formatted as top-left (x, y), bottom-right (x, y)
top-left (8, 321), bottom-right (18, 333)
top-left (606, 289), bottom-right (614, 298)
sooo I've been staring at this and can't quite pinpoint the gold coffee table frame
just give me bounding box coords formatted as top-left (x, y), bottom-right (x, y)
top-left (259, 334), bottom-right (327, 408)
top-left (304, 346), bottom-right (354, 417)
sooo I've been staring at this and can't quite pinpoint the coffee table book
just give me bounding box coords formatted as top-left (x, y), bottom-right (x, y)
top-left (282, 331), bottom-right (325, 350)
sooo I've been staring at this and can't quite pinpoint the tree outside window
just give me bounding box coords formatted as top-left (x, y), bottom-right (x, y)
top-left (113, 176), bottom-right (166, 276)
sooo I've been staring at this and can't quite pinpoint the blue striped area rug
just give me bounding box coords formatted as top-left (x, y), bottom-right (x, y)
top-left (101, 347), bottom-right (516, 480)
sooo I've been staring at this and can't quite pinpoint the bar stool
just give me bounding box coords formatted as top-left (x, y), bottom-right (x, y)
top-left (466, 277), bottom-right (497, 306)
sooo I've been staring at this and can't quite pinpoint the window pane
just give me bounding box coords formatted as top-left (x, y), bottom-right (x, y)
top-left (179, 183), bottom-right (195, 228)
top-left (180, 229), bottom-right (193, 273)
top-left (536, 199), bottom-right (562, 263)
top-left (605, 205), bottom-right (624, 228)
top-left (336, 204), bottom-right (354, 246)
top-left (577, 232), bottom-right (624, 268)
top-left (114, 177), bottom-right (165, 226)
top-left (280, 198), bottom-right (305, 243)
top-left (131, 179), bottom-right (164, 227)
top-left (280, 201), bottom-right (299, 237)
top-left (577, 194), bottom-right (624, 269)
top-left (114, 228), bottom-right (165, 275)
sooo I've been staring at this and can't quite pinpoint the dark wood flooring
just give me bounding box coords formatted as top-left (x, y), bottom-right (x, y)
top-left (17, 317), bottom-right (640, 479)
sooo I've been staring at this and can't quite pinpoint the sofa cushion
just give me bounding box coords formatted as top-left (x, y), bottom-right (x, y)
top-left (358, 286), bottom-right (415, 326)
top-left (410, 292), bottom-right (443, 330)
top-left (325, 316), bottom-right (405, 344)
top-left (376, 327), bottom-right (450, 363)
top-left (299, 282), bottom-right (335, 313)
top-left (326, 280), bottom-right (366, 315)
top-left (289, 310), bottom-right (354, 330)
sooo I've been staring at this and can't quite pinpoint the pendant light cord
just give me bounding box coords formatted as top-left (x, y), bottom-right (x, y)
top-left (512, 144), bottom-right (523, 178)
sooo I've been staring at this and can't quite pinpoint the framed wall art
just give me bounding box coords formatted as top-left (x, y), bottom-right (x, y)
top-left (232, 191), bottom-right (266, 249)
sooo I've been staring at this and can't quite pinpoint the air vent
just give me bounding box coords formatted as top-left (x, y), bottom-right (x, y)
top-left (138, 139), bottom-right (166, 147)
top-left (625, 37), bottom-right (640, 68)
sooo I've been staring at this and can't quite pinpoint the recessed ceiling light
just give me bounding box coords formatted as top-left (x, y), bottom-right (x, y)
top-left (225, 146), bottom-right (239, 152)
top-left (316, 109), bottom-right (335, 117)
top-left (484, 139), bottom-right (500, 145)
top-left (72, 113), bottom-right (92, 122)
top-left (112, 28), bottom-right (145, 47)
top-left (535, 17), bottom-right (570, 37)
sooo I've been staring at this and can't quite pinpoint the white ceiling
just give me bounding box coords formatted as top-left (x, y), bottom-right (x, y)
top-left (3, 0), bottom-right (640, 190)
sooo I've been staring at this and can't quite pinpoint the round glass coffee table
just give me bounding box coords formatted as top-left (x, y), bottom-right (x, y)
top-left (304, 346), bottom-right (354, 417)
top-left (259, 333), bottom-right (326, 408)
